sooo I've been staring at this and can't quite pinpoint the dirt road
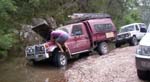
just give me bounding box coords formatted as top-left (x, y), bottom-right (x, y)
top-left (65, 46), bottom-right (149, 82)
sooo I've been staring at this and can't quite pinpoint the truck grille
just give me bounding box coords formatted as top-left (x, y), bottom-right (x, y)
top-left (27, 54), bottom-right (34, 56)
top-left (118, 33), bottom-right (129, 39)
top-left (118, 34), bottom-right (125, 38)
top-left (35, 45), bottom-right (45, 54)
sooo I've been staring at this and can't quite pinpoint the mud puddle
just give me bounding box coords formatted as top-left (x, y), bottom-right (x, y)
top-left (0, 53), bottom-right (95, 82)
top-left (0, 43), bottom-right (115, 82)
top-left (0, 57), bottom-right (66, 82)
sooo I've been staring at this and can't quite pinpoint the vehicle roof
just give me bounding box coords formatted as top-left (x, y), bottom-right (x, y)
top-left (120, 23), bottom-right (145, 29)
top-left (61, 18), bottom-right (113, 31)
top-left (66, 13), bottom-right (111, 24)
top-left (87, 18), bottom-right (112, 23)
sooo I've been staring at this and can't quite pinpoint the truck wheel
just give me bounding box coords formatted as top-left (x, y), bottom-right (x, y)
top-left (130, 36), bottom-right (138, 46)
top-left (52, 50), bottom-right (67, 67)
top-left (137, 70), bottom-right (148, 80)
top-left (97, 42), bottom-right (109, 55)
top-left (33, 60), bottom-right (38, 65)
top-left (115, 43), bottom-right (121, 48)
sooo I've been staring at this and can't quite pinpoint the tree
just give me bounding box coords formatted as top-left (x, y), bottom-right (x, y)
top-left (0, 0), bottom-right (17, 58)
top-left (0, 0), bottom-right (142, 58)
top-left (138, 0), bottom-right (150, 25)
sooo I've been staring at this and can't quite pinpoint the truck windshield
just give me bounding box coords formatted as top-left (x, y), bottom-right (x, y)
top-left (57, 27), bottom-right (68, 33)
top-left (57, 25), bottom-right (71, 33)
top-left (120, 26), bottom-right (134, 33)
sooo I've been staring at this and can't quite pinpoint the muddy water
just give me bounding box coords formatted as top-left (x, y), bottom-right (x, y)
top-left (0, 54), bottom-right (101, 82)
top-left (0, 54), bottom-right (99, 82)
top-left (0, 43), bottom-right (116, 82)
top-left (0, 57), bottom-right (68, 82)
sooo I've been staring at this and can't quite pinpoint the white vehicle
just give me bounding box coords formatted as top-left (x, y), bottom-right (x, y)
top-left (136, 25), bottom-right (150, 80)
top-left (115, 23), bottom-right (147, 47)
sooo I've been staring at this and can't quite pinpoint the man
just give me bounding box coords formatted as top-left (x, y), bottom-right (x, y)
top-left (51, 30), bottom-right (69, 52)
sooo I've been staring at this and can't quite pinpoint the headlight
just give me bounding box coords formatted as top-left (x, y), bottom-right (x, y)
top-left (41, 46), bottom-right (45, 50)
top-left (26, 47), bottom-right (34, 53)
top-left (125, 33), bottom-right (130, 37)
top-left (29, 49), bottom-right (34, 53)
top-left (136, 45), bottom-right (150, 56)
top-left (35, 45), bottom-right (45, 51)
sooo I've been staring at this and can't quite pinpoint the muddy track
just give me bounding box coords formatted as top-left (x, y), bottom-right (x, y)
top-left (65, 46), bottom-right (149, 82)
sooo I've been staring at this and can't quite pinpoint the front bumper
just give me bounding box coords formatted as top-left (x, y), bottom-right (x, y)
top-left (25, 45), bottom-right (50, 61)
top-left (115, 37), bottom-right (132, 44)
top-left (26, 53), bottom-right (50, 61)
top-left (136, 54), bottom-right (150, 71)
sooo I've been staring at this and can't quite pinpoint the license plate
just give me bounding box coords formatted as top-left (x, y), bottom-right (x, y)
top-left (105, 32), bottom-right (114, 38)
top-left (141, 61), bottom-right (150, 68)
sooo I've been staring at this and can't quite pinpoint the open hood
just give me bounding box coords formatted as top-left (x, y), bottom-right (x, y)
top-left (32, 22), bottom-right (52, 40)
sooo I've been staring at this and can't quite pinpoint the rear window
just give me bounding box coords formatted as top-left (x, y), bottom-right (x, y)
top-left (94, 23), bottom-right (113, 32)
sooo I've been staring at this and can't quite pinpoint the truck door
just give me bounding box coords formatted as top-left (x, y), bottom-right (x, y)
top-left (135, 25), bottom-right (141, 40)
top-left (71, 23), bottom-right (91, 54)
top-left (138, 24), bottom-right (147, 39)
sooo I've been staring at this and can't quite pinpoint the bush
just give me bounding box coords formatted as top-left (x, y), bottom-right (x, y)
top-left (0, 33), bottom-right (16, 58)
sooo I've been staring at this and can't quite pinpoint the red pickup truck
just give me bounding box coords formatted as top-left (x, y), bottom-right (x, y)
top-left (25, 14), bottom-right (117, 67)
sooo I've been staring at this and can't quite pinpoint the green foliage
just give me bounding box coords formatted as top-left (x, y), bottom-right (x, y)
top-left (0, 0), bottom-right (17, 58)
top-left (0, 0), bottom-right (142, 58)
top-left (124, 10), bottom-right (141, 24)
top-left (0, 34), bottom-right (16, 57)
top-left (90, 0), bottom-right (141, 30)
top-left (0, 0), bottom-right (17, 18)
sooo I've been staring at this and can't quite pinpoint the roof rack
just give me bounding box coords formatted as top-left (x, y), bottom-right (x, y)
top-left (66, 13), bottom-right (111, 24)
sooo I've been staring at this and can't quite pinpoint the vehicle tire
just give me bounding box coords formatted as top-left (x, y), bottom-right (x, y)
top-left (52, 50), bottom-right (67, 67)
top-left (130, 36), bottom-right (138, 46)
top-left (33, 61), bottom-right (37, 65)
top-left (115, 43), bottom-right (121, 48)
top-left (97, 42), bottom-right (109, 55)
top-left (137, 70), bottom-right (148, 80)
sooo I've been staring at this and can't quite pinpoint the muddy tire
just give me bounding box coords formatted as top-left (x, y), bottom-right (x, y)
top-left (97, 42), bottom-right (109, 55)
top-left (137, 70), bottom-right (148, 80)
top-left (52, 50), bottom-right (67, 67)
top-left (33, 61), bottom-right (38, 65)
top-left (129, 36), bottom-right (138, 46)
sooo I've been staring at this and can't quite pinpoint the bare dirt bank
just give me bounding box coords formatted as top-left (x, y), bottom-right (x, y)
top-left (65, 46), bottom-right (147, 82)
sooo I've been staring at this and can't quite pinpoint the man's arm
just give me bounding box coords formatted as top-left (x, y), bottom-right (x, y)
top-left (55, 41), bottom-right (64, 52)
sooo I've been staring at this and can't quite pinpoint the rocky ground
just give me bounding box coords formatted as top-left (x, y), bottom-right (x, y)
top-left (65, 46), bottom-right (149, 82)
